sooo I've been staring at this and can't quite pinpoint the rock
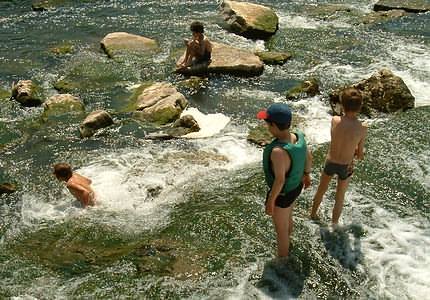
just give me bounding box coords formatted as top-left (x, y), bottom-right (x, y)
top-left (374, 0), bottom-right (430, 13)
top-left (11, 80), bottom-right (43, 107)
top-left (0, 87), bottom-right (10, 100)
top-left (362, 10), bottom-right (408, 24)
top-left (79, 110), bottom-right (114, 138)
top-left (165, 115), bottom-right (200, 137)
top-left (177, 76), bottom-right (208, 95)
top-left (101, 32), bottom-right (158, 59)
top-left (43, 94), bottom-right (85, 115)
top-left (247, 124), bottom-right (273, 146)
top-left (221, 0), bottom-right (279, 39)
top-left (255, 51), bottom-right (292, 65)
top-left (32, 0), bottom-right (66, 11)
top-left (176, 42), bottom-right (264, 77)
top-left (49, 42), bottom-right (74, 55)
top-left (286, 78), bottom-right (320, 100)
top-left (0, 183), bottom-right (16, 195)
top-left (133, 82), bottom-right (188, 124)
top-left (329, 69), bottom-right (415, 116)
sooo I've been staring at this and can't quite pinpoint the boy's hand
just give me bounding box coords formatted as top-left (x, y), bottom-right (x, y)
top-left (303, 173), bottom-right (311, 189)
top-left (265, 199), bottom-right (275, 216)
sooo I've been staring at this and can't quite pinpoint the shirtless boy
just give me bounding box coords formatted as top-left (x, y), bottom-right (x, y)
top-left (177, 21), bottom-right (212, 69)
top-left (310, 87), bottom-right (367, 225)
top-left (53, 163), bottom-right (95, 207)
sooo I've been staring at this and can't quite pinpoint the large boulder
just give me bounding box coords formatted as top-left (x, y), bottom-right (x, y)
top-left (374, 0), bottom-right (430, 13)
top-left (329, 69), bottom-right (415, 116)
top-left (43, 94), bottom-right (85, 115)
top-left (221, 0), bottom-right (279, 39)
top-left (133, 82), bottom-right (188, 124)
top-left (101, 32), bottom-right (158, 59)
top-left (11, 80), bottom-right (43, 107)
top-left (79, 110), bottom-right (114, 138)
top-left (176, 42), bottom-right (264, 77)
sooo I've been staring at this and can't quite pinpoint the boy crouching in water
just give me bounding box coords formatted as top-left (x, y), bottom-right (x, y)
top-left (257, 103), bottom-right (312, 258)
top-left (53, 163), bottom-right (96, 208)
top-left (310, 87), bottom-right (367, 225)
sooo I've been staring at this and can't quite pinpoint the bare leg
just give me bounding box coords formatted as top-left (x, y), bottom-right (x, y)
top-left (272, 205), bottom-right (294, 257)
top-left (310, 172), bottom-right (332, 219)
top-left (332, 177), bottom-right (351, 225)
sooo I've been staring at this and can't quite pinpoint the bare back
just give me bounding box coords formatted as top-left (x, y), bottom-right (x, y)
top-left (327, 115), bottom-right (367, 164)
top-left (66, 173), bottom-right (95, 207)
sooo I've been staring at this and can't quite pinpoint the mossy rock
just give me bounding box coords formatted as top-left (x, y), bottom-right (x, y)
top-left (286, 78), bottom-right (320, 100)
top-left (0, 87), bottom-right (10, 100)
top-left (176, 76), bottom-right (208, 94)
top-left (255, 51), bottom-right (292, 65)
top-left (49, 42), bottom-right (75, 55)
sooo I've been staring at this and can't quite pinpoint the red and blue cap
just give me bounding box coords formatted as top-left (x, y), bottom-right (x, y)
top-left (257, 103), bottom-right (292, 125)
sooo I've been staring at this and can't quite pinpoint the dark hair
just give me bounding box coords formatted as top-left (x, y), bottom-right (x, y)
top-left (190, 21), bottom-right (204, 33)
top-left (53, 163), bottom-right (73, 180)
top-left (341, 87), bottom-right (362, 112)
top-left (266, 120), bottom-right (290, 131)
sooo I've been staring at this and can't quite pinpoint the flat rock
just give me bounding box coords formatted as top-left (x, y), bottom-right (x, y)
top-left (176, 42), bottom-right (264, 77)
top-left (255, 51), bottom-right (292, 65)
top-left (101, 32), bottom-right (158, 59)
top-left (43, 94), bottom-right (85, 114)
top-left (374, 0), bottom-right (430, 13)
top-left (221, 0), bottom-right (279, 39)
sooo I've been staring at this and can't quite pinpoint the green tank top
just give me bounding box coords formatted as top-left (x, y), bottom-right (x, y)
top-left (262, 131), bottom-right (307, 193)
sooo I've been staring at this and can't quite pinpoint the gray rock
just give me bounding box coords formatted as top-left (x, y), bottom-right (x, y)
top-left (329, 69), bottom-right (415, 116)
top-left (11, 80), bottom-right (42, 107)
top-left (79, 110), bottom-right (114, 138)
top-left (221, 0), bottom-right (279, 39)
top-left (101, 32), bottom-right (158, 59)
top-left (133, 82), bottom-right (188, 124)
top-left (176, 42), bottom-right (264, 77)
top-left (374, 0), bottom-right (430, 13)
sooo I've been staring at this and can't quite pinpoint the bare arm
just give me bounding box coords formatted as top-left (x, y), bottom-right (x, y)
top-left (266, 148), bottom-right (290, 215)
top-left (355, 125), bottom-right (368, 160)
top-left (302, 147), bottom-right (312, 189)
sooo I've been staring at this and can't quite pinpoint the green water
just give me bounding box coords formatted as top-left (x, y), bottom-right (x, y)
top-left (1, 0), bottom-right (429, 299)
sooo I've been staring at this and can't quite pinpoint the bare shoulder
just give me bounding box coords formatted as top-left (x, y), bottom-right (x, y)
top-left (271, 147), bottom-right (290, 163)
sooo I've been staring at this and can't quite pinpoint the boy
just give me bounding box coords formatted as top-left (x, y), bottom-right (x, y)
top-left (257, 103), bottom-right (312, 258)
top-left (53, 163), bottom-right (95, 208)
top-left (310, 87), bottom-right (367, 225)
top-left (177, 21), bottom-right (212, 69)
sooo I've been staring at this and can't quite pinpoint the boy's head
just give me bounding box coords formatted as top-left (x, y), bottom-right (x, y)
top-left (53, 163), bottom-right (72, 181)
top-left (341, 87), bottom-right (362, 113)
top-left (190, 21), bottom-right (204, 34)
top-left (257, 103), bottom-right (292, 131)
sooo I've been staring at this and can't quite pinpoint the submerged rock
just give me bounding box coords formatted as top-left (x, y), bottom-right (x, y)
top-left (286, 78), bottom-right (320, 100)
top-left (79, 110), bottom-right (114, 138)
top-left (133, 82), bottom-right (188, 124)
top-left (374, 0), bottom-right (430, 13)
top-left (101, 32), bottom-right (158, 59)
top-left (11, 80), bottom-right (43, 107)
top-left (43, 94), bottom-right (85, 115)
top-left (32, 0), bottom-right (66, 11)
top-left (361, 9), bottom-right (408, 24)
top-left (176, 42), bottom-right (264, 77)
top-left (220, 0), bottom-right (279, 39)
top-left (49, 42), bottom-right (74, 55)
top-left (0, 183), bottom-right (16, 195)
top-left (255, 51), bottom-right (292, 65)
top-left (329, 69), bottom-right (415, 116)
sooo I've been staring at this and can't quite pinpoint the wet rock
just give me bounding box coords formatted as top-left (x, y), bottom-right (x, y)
top-left (176, 42), bottom-right (264, 77)
top-left (49, 42), bottom-right (74, 55)
top-left (101, 32), bottom-right (158, 59)
top-left (133, 82), bottom-right (188, 125)
top-left (165, 114), bottom-right (200, 137)
top-left (247, 124), bottom-right (273, 146)
top-left (32, 0), bottom-right (66, 11)
top-left (374, 0), bottom-right (430, 13)
top-left (329, 69), bottom-right (415, 116)
top-left (43, 94), bottom-right (85, 115)
top-left (286, 78), bottom-right (320, 100)
top-left (79, 110), bottom-right (114, 138)
top-left (0, 183), bottom-right (16, 195)
top-left (361, 9), bottom-right (408, 24)
top-left (255, 51), bottom-right (292, 65)
top-left (177, 76), bottom-right (208, 95)
top-left (220, 0), bottom-right (279, 39)
top-left (11, 80), bottom-right (43, 107)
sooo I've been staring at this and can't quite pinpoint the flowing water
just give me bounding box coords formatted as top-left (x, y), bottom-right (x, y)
top-left (0, 0), bottom-right (429, 299)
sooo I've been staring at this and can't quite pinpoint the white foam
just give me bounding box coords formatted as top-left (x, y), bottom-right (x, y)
top-left (181, 107), bottom-right (230, 138)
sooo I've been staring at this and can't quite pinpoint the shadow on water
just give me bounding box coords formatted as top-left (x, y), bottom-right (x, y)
top-left (319, 223), bottom-right (364, 270)
top-left (256, 254), bottom-right (311, 299)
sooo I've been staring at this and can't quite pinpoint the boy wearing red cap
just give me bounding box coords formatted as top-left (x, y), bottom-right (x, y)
top-left (257, 103), bottom-right (312, 258)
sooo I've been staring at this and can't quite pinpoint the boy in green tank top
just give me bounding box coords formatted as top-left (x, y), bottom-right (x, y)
top-left (257, 103), bottom-right (312, 258)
